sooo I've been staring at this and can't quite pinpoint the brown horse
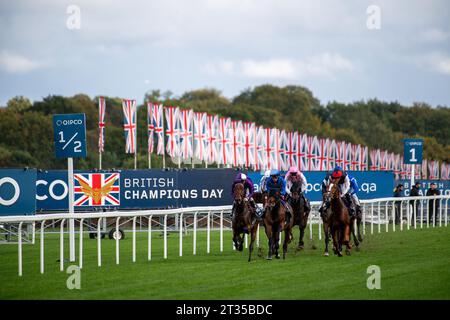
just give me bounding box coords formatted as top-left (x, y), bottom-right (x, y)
top-left (263, 192), bottom-right (293, 259)
top-left (349, 202), bottom-right (363, 248)
top-left (329, 182), bottom-right (352, 257)
top-left (231, 183), bottom-right (258, 262)
top-left (320, 191), bottom-right (333, 256)
top-left (288, 181), bottom-right (310, 249)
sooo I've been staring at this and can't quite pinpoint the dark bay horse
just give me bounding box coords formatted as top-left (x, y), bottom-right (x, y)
top-left (329, 183), bottom-right (352, 257)
top-left (288, 181), bottom-right (310, 249)
top-left (320, 191), bottom-right (333, 256)
top-left (349, 202), bottom-right (363, 248)
top-left (231, 183), bottom-right (258, 262)
top-left (263, 192), bottom-right (292, 260)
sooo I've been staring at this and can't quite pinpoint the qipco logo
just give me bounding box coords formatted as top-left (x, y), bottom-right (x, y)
top-left (0, 177), bottom-right (21, 206)
top-left (56, 119), bottom-right (83, 126)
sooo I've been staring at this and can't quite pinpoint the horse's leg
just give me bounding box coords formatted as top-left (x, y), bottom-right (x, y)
top-left (248, 224), bottom-right (257, 262)
top-left (274, 224), bottom-right (281, 259)
top-left (332, 226), bottom-right (342, 257)
top-left (283, 226), bottom-right (290, 259)
top-left (323, 223), bottom-right (330, 256)
top-left (357, 215), bottom-right (363, 242)
top-left (265, 224), bottom-right (273, 260)
top-left (351, 217), bottom-right (359, 248)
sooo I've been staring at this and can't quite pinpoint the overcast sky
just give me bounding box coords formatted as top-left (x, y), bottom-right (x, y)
top-left (0, 0), bottom-right (449, 107)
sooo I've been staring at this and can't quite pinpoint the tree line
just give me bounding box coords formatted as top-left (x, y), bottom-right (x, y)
top-left (1, 84), bottom-right (449, 170)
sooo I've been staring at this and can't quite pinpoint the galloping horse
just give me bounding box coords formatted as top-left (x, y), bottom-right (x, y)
top-left (288, 181), bottom-right (310, 249)
top-left (329, 183), bottom-right (352, 257)
top-left (263, 192), bottom-right (292, 259)
top-left (320, 191), bottom-right (333, 256)
top-left (350, 203), bottom-right (363, 248)
top-left (231, 183), bottom-right (258, 262)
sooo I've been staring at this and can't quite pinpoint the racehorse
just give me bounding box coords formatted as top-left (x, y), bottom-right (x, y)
top-left (350, 203), bottom-right (363, 248)
top-left (328, 182), bottom-right (352, 257)
top-left (263, 192), bottom-right (293, 260)
top-left (231, 183), bottom-right (258, 262)
top-left (288, 181), bottom-right (310, 249)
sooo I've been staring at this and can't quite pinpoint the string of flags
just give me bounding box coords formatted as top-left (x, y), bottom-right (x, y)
top-left (96, 97), bottom-right (449, 180)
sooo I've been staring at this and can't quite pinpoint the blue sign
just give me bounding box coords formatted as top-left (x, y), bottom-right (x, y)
top-left (52, 114), bottom-right (87, 158)
top-left (0, 169), bottom-right (36, 216)
top-left (395, 180), bottom-right (450, 197)
top-left (35, 169), bottom-right (395, 211)
top-left (36, 169), bottom-right (236, 211)
top-left (246, 171), bottom-right (395, 201)
top-left (403, 139), bottom-right (423, 164)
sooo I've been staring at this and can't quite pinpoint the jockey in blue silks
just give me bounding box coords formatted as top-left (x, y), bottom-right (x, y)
top-left (264, 169), bottom-right (293, 223)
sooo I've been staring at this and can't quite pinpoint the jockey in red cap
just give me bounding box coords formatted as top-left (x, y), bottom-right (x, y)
top-left (319, 166), bottom-right (355, 217)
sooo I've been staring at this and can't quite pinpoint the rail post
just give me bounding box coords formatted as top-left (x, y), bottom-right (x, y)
top-left (79, 218), bottom-right (84, 269)
top-left (40, 220), bottom-right (45, 274)
top-left (97, 217), bottom-right (102, 267)
top-left (18, 222), bottom-right (23, 276)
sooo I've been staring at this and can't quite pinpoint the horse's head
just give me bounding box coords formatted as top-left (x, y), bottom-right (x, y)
top-left (290, 181), bottom-right (302, 201)
top-left (266, 191), bottom-right (280, 211)
top-left (233, 183), bottom-right (245, 205)
top-left (329, 182), bottom-right (340, 199)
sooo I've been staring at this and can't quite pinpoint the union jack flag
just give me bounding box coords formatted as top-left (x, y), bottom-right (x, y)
top-left (316, 138), bottom-right (328, 171)
top-left (360, 146), bottom-right (368, 171)
top-left (149, 103), bottom-right (164, 155)
top-left (122, 99), bottom-right (137, 154)
top-left (369, 149), bottom-right (380, 171)
top-left (278, 130), bottom-right (288, 171)
top-left (242, 122), bottom-right (255, 169)
top-left (422, 159), bottom-right (428, 179)
top-left (98, 97), bottom-right (106, 153)
top-left (147, 102), bottom-right (155, 154)
top-left (285, 132), bottom-right (296, 169)
top-left (205, 114), bottom-right (219, 164)
top-left (165, 106), bottom-right (180, 158)
top-left (230, 120), bottom-right (243, 167)
top-left (218, 117), bottom-right (231, 165)
top-left (441, 163), bottom-right (450, 180)
top-left (178, 109), bottom-right (194, 159)
top-left (428, 160), bottom-right (440, 179)
top-left (193, 112), bottom-right (207, 161)
top-left (298, 134), bottom-right (308, 171)
top-left (255, 126), bottom-right (268, 170)
top-left (74, 173), bottom-right (120, 207)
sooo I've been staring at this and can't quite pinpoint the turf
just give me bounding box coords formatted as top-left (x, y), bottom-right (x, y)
top-left (0, 225), bottom-right (449, 299)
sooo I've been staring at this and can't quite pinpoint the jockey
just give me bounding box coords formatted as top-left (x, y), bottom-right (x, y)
top-left (265, 169), bottom-right (293, 223)
top-left (348, 174), bottom-right (361, 214)
top-left (230, 173), bottom-right (260, 219)
top-left (319, 166), bottom-right (355, 217)
top-left (285, 166), bottom-right (311, 213)
top-left (259, 170), bottom-right (271, 193)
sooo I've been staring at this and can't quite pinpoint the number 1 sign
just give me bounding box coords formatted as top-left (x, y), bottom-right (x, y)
top-left (403, 139), bottom-right (423, 165)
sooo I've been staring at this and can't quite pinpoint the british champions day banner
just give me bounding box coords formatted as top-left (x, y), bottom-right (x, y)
top-left (0, 169), bottom-right (36, 216)
top-left (36, 169), bottom-right (236, 211)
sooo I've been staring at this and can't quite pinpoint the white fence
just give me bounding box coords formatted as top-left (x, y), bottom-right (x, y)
top-left (0, 195), bottom-right (449, 276)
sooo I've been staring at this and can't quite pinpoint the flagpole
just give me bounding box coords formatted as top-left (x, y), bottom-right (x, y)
top-left (148, 103), bottom-right (152, 170)
top-left (191, 112), bottom-right (195, 169)
top-left (99, 152), bottom-right (102, 170)
top-left (162, 106), bottom-right (166, 169)
top-left (134, 101), bottom-right (137, 170)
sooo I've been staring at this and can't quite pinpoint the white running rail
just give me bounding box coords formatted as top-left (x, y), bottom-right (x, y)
top-left (0, 195), bottom-right (448, 276)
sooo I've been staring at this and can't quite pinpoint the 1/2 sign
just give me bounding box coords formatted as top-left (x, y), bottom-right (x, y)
top-left (403, 139), bottom-right (423, 164)
top-left (52, 114), bottom-right (87, 158)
